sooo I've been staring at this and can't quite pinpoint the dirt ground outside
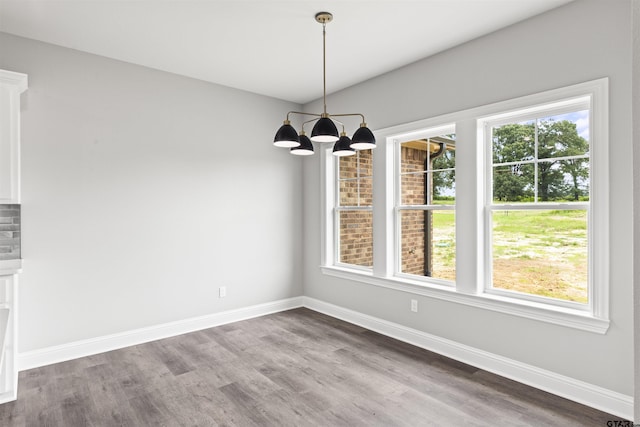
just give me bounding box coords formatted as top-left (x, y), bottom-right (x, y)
top-left (428, 210), bottom-right (588, 303)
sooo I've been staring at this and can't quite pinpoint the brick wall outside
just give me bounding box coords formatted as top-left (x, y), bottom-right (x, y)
top-left (338, 148), bottom-right (427, 272)
top-left (0, 204), bottom-right (20, 260)
top-left (400, 147), bottom-right (429, 275)
top-left (339, 210), bottom-right (373, 267)
top-left (337, 145), bottom-right (454, 277)
top-left (339, 151), bottom-right (373, 267)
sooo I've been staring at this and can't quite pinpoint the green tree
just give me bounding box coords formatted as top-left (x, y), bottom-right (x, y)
top-left (541, 120), bottom-right (589, 201)
top-left (432, 149), bottom-right (455, 199)
top-left (493, 166), bottom-right (530, 201)
top-left (492, 119), bottom-right (588, 202)
top-left (492, 123), bottom-right (535, 202)
top-left (492, 123), bottom-right (535, 164)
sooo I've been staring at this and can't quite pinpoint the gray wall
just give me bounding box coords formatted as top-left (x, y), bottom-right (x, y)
top-left (303, 0), bottom-right (634, 395)
top-left (0, 32), bottom-right (303, 351)
top-left (0, 0), bottom-right (634, 405)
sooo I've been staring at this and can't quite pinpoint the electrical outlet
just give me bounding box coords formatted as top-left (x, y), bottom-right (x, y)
top-left (411, 299), bottom-right (418, 312)
top-left (219, 286), bottom-right (226, 298)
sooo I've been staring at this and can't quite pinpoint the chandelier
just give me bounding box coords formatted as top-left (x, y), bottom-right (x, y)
top-left (273, 12), bottom-right (376, 156)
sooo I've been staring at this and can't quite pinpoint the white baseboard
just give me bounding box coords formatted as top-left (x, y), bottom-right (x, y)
top-left (0, 389), bottom-right (16, 405)
top-left (16, 295), bottom-right (633, 421)
top-left (302, 296), bottom-right (634, 421)
top-left (18, 296), bottom-right (304, 371)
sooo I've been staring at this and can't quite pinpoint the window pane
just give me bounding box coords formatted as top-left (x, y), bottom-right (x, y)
top-left (401, 172), bottom-right (425, 205)
top-left (339, 150), bottom-right (372, 179)
top-left (400, 210), bottom-right (455, 281)
top-left (537, 159), bottom-right (563, 202)
top-left (339, 154), bottom-right (358, 179)
top-left (339, 178), bottom-right (373, 207)
top-left (493, 111), bottom-right (590, 204)
top-left (432, 149), bottom-right (455, 171)
top-left (558, 159), bottom-right (589, 202)
top-left (492, 120), bottom-right (535, 164)
top-left (537, 159), bottom-right (590, 202)
top-left (537, 110), bottom-right (589, 160)
top-left (360, 177), bottom-right (373, 207)
top-left (492, 163), bottom-right (534, 202)
top-left (357, 149), bottom-right (373, 177)
top-left (339, 179), bottom-right (358, 206)
top-left (491, 209), bottom-right (587, 303)
top-left (400, 141), bottom-right (428, 173)
top-left (339, 210), bottom-right (373, 267)
top-left (339, 150), bottom-right (372, 207)
top-left (401, 136), bottom-right (456, 206)
top-left (432, 170), bottom-right (455, 203)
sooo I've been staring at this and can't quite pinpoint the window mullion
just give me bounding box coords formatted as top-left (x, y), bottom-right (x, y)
top-left (453, 118), bottom-right (482, 294)
top-left (534, 119), bottom-right (539, 203)
top-left (372, 136), bottom-right (394, 277)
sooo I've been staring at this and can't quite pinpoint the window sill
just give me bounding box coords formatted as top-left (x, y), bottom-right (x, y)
top-left (320, 265), bottom-right (610, 334)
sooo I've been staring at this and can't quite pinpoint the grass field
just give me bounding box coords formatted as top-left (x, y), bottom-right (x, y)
top-left (430, 209), bottom-right (588, 303)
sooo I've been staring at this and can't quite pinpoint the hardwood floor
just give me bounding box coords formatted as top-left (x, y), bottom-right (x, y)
top-left (0, 308), bottom-right (626, 426)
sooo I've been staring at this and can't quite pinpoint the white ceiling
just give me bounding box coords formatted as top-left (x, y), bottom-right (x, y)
top-left (0, 0), bottom-right (573, 104)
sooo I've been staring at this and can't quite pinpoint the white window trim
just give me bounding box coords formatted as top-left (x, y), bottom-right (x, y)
top-left (481, 95), bottom-right (592, 313)
top-left (324, 150), bottom-right (374, 271)
top-left (321, 78), bottom-right (609, 334)
top-left (394, 123), bottom-right (456, 287)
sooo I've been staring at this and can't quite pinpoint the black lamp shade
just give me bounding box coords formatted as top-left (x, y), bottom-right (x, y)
top-left (350, 126), bottom-right (376, 150)
top-left (290, 134), bottom-right (314, 156)
top-left (310, 117), bottom-right (339, 143)
top-left (332, 135), bottom-right (356, 157)
top-left (274, 123), bottom-right (300, 148)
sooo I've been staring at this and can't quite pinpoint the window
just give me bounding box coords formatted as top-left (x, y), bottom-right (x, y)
top-left (485, 102), bottom-right (591, 308)
top-left (321, 79), bottom-right (608, 332)
top-left (396, 126), bottom-right (456, 283)
top-left (336, 150), bottom-right (373, 268)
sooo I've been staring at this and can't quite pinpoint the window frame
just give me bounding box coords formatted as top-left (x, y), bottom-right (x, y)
top-left (321, 78), bottom-right (609, 333)
top-left (334, 150), bottom-right (373, 271)
top-left (482, 96), bottom-right (593, 311)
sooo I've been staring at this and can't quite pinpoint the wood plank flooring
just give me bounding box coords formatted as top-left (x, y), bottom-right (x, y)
top-left (0, 308), bottom-right (627, 426)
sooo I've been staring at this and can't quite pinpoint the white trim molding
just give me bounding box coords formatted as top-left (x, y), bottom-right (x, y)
top-left (303, 296), bottom-right (633, 421)
top-left (0, 70), bottom-right (28, 93)
top-left (0, 69), bottom-right (27, 205)
top-left (19, 297), bottom-right (304, 371)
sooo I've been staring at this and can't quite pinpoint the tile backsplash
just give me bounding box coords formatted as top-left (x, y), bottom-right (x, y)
top-left (0, 205), bottom-right (20, 260)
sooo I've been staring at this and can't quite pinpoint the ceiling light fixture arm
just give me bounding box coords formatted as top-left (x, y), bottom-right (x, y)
top-left (293, 114), bottom-right (345, 133)
top-left (301, 117), bottom-right (321, 133)
top-left (284, 111), bottom-right (322, 123)
top-left (330, 113), bottom-right (369, 127)
top-left (283, 111), bottom-right (365, 127)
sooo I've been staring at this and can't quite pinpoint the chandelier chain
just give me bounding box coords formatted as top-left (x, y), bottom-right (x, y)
top-left (322, 21), bottom-right (327, 115)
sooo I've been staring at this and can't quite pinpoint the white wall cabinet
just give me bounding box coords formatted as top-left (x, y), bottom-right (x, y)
top-left (0, 69), bottom-right (26, 403)
top-left (0, 70), bottom-right (27, 204)
top-left (0, 271), bottom-right (18, 403)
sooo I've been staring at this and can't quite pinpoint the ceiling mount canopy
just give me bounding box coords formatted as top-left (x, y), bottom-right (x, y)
top-left (314, 11), bottom-right (333, 25)
top-left (274, 12), bottom-right (376, 157)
